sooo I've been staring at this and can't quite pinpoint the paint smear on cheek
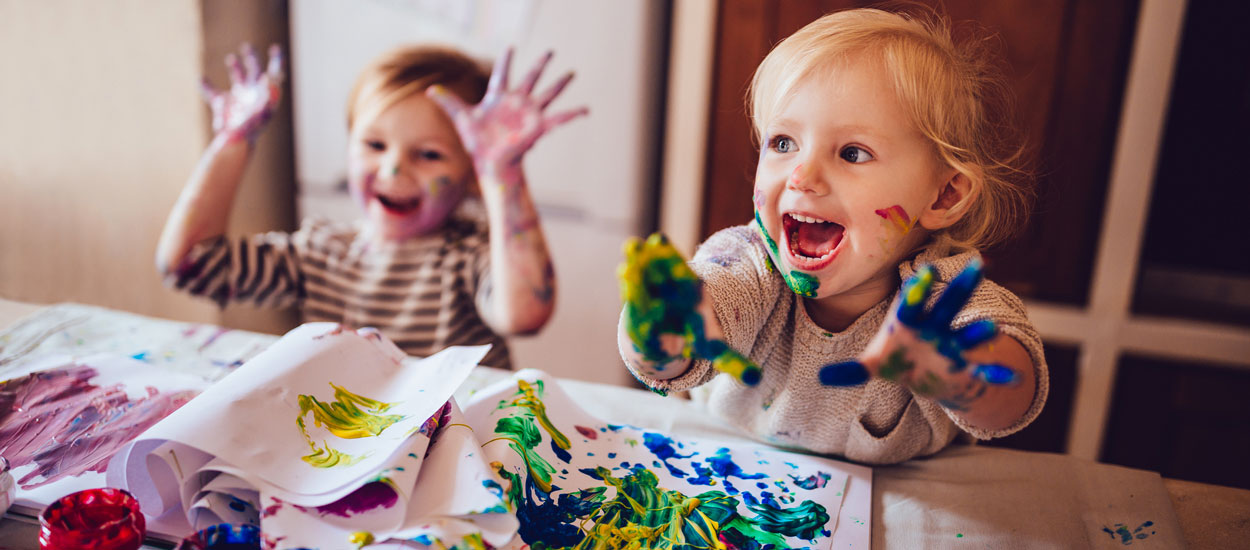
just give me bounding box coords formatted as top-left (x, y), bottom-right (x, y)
top-left (874, 205), bottom-right (917, 254)
top-left (0, 365), bottom-right (198, 489)
top-left (753, 187), bottom-right (766, 209)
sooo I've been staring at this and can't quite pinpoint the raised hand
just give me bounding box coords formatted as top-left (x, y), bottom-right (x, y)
top-left (200, 43), bottom-right (284, 145)
top-left (818, 259), bottom-right (1017, 409)
top-left (426, 48), bottom-right (588, 183)
top-left (619, 234), bottom-right (762, 386)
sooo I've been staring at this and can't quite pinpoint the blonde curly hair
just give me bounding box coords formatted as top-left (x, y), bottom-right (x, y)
top-left (749, 8), bottom-right (1033, 251)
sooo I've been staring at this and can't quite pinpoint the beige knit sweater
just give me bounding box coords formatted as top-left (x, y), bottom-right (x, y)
top-left (622, 225), bottom-right (1049, 465)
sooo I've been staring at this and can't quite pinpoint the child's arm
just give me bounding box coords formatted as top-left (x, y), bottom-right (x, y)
top-left (820, 260), bottom-right (1038, 433)
top-left (156, 44), bottom-right (283, 277)
top-left (427, 49), bottom-right (585, 336)
top-left (616, 234), bottom-right (761, 386)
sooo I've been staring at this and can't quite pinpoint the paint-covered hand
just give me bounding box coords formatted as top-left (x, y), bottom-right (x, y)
top-left (427, 48), bottom-right (588, 183)
top-left (818, 259), bottom-right (1017, 409)
top-left (200, 43), bottom-right (283, 144)
top-left (618, 233), bottom-right (762, 385)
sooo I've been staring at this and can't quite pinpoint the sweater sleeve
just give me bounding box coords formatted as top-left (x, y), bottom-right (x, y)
top-left (622, 225), bottom-right (780, 393)
top-left (900, 249), bottom-right (1050, 440)
top-left (164, 219), bottom-right (312, 309)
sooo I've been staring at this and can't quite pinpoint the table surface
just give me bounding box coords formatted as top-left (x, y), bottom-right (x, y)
top-left (1, 298), bottom-right (1248, 549)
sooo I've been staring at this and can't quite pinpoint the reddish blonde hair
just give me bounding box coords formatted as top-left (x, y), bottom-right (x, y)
top-left (346, 45), bottom-right (489, 131)
top-left (749, 8), bottom-right (1032, 250)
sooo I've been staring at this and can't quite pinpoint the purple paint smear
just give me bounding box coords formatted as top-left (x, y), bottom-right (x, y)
top-left (300, 481), bottom-right (399, 518)
top-left (0, 364), bottom-right (197, 489)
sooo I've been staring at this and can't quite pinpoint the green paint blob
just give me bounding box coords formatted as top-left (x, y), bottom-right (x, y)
top-left (754, 210), bottom-right (820, 297)
top-left (956, 533), bottom-right (964, 538)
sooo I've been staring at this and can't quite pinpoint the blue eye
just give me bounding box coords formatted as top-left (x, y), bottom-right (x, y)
top-left (365, 140), bottom-right (385, 152)
top-left (840, 146), bottom-right (874, 163)
top-left (770, 135), bottom-right (796, 154)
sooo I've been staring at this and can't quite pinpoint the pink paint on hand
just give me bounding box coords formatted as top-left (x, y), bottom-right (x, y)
top-left (0, 365), bottom-right (197, 489)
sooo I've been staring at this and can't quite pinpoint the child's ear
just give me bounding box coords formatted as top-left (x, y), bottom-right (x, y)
top-left (918, 169), bottom-right (974, 231)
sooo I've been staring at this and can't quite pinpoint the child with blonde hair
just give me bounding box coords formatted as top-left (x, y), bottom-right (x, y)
top-left (158, 44), bottom-right (585, 369)
top-left (619, 8), bottom-right (1046, 464)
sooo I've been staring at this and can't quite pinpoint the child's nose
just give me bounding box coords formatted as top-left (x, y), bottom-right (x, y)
top-left (786, 160), bottom-right (830, 195)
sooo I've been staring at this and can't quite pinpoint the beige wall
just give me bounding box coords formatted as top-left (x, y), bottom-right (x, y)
top-left (0, 0), bottom-right (297, 334)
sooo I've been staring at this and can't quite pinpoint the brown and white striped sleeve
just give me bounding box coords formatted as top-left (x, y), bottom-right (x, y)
top-left (165, 227), bottom-right (306, 309)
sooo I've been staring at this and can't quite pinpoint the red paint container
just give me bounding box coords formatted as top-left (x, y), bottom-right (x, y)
top-left (39, 488), bottom-right (146, 550)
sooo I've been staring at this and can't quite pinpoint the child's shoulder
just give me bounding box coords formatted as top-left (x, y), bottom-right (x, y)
top-left (693, 224), bottom-right (767, 265)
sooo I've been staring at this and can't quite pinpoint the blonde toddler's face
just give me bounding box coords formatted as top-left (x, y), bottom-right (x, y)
top-left (347, 92), bottom-right (474, 241)
top-left (753, 58), bottom-right (950, 305)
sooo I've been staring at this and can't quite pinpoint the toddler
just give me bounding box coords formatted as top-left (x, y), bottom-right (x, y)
top-left (158, 44), bottom-right (585, 369)
top-left (619, 8), bottom-right (1047, 464)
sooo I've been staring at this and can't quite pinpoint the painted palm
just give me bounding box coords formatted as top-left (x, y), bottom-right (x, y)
top-left (619, 233), bottom-right (762, 386)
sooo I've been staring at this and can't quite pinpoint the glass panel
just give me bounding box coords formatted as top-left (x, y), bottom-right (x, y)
top-left (1102, 353), bottom-right (1250, 489)
top-left (1133, 1), bottom-right (1250, 326)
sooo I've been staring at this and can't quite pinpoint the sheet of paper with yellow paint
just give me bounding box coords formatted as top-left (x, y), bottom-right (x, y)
top-left (107, 323), bottom-right (491, 537)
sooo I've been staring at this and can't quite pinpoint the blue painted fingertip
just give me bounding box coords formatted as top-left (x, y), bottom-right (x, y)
top-left (741, 366), bottom-right (763, 386)
top-left (972, 363), bottom-right (1017, 385)
top-left (929, 258), bottom-right (984, 327)
top-left (819, 361), bottom-right (870, 386)
top-left (954, 319), bottom-right (998, 349)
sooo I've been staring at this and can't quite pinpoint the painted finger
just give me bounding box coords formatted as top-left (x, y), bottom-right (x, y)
top-left (709, 343), bottom-right (762, 386)
top-left (483, 47), bottom-right (514, 106)
top-left (971, 363), bottom-right (1017, 385)
top-left (897, 265), bottom-right (934, 326)
top-left (199, 77), bottom-right (220, 104)
top-left (426, 85), bottom-right (469, 120)
top-left (225, 52), bottom-right (246, 87)
top-left (819, 360), bottom-right (870, 387)
top-left (241, 43), bottom-right (260, 82)
top-left (519, 50), bottom-right (553, 96)
top-left (953, 319), bottom-right (997, 350)
top-left (535, 71), bottom-right (574, 110)
top-left (929, 258), bottom-right (983, 328)
top-left (541, 106), bottom-right (589, 133)
top-left (266, 44), bottom-right (285, 84)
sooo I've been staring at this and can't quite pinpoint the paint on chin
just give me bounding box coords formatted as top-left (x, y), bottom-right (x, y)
top-left (0, 365), bottom-right (198, 489)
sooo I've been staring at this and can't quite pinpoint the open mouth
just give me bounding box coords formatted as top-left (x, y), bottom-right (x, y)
top-left (375, 192), bottom-right (421, 215)
top-left (782, 212), bottom-right (844, 269)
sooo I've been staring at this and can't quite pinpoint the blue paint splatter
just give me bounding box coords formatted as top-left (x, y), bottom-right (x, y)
top-left (1102, 521), bottom-right (1156, 545)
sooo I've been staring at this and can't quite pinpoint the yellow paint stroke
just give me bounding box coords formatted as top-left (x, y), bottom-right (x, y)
top-left (296, 382), bottom-right (406, 468)
top-left (498, 379), bottom-right (571, 451)
top-left (874, 205), bottom-right (918, 254)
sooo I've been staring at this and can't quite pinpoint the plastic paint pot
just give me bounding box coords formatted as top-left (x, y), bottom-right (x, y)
top-left (38, 488), bottom-right (146, 550)
top-left (174, 523), bottom-right (262, 550)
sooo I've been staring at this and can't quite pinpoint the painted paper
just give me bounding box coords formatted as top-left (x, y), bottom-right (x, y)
top-left (461, 369), bottom-right (873, 549)
top-left (107, 323), bottom-right (499, 543)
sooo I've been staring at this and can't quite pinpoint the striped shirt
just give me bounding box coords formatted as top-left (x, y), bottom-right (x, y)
top-left (167, 216), bottom-right (511, 369)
